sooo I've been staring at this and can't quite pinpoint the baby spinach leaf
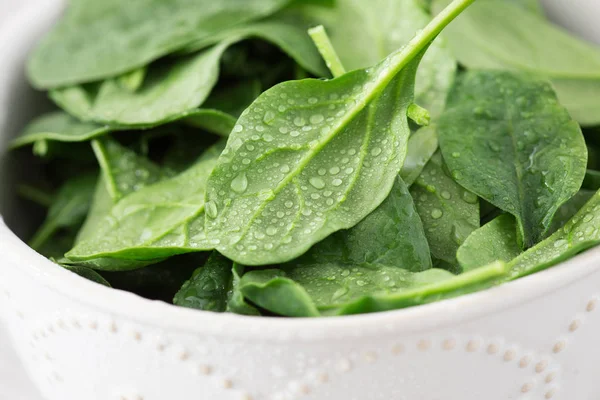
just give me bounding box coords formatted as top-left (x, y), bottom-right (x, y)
top-left (117, 67), bottom-right (148, 92)
top-left (433, 0), bottom-right (600, 125)
top-left (401, 125), bottom-right (439, 186)
top-left (10, 112), bottom-right (110, 149)
top-left (228, 263), bottom-right (261, 315)
top-left (28, 0), bottom-right (295, 88)
top-left (61, 265), bottom-right (112, 287)
top-left (182, 110), bottom-right (237, 138)
top-left (297, 177), bottom-right (432, 270)
top-left (69, 139), bottom-right (168, 270)
top-left (240, 270), bottom-right (321, 317)
top-left (29, 173), bottom-right (97, 251)
top-left (457, 214), bottom-right (521, 272)
top-left (177, 21), bottom-right (328, 77)
top-left (546, 190), bottom-right (596, 237)
top-left (66, 142), bottom-right (225, 263)
top-left (205, 0), bottom-right (476, 265)
top-left (437, 71), bottom-right (587, 248)
top-left (49, 42), bottom-right (231, 128)
top-left (173, 252), bottom-right (233, 312)
top-left (236, 261), bottom-right (508, 316)
top-left (508, 190), bottom-right (600, 279)
top-left (295, 0), bottom-right (457, 116)
top-left (50, 21), bottom-right (325, 128)
top-left (411, 151), bottom-right (479, 267)
top-left (93, 139), bottom-right (167, 202)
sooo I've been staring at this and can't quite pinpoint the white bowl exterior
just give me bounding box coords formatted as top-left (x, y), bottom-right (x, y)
top-left (2, 2), bottom-right (600, 400)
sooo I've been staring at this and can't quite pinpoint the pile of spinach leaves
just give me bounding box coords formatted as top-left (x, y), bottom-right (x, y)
top-left (11, 0), bottom-right (600, 316)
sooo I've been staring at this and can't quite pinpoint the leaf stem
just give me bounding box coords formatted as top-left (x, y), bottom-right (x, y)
top-left (18, 184), bottom-right (55, 208)
top-left (408, 103), bottom-right (431, 126)
top-left (308, 25), bottom-right (346, 78)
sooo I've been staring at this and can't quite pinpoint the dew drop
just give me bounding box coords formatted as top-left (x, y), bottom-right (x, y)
top-left (462, 191), bottom-right (478, 204)
top-left (329, 166), bottom-right (340, 175)
top-left (441, 191), bottom-right (451, 200)
top-left (431, 209), bottom-right (443, 219)
top-left (332, 179), bottom-right (343, 187)
top-left (206, 201), bottom-right (218, 219)
top-left (371, 147), bottom-right (382, 157)
top-left (452, 152), bottom-right (461, 158)
top-left (230, 173), bottom-right (249, 194)
top-left (233, 124), bottom-right (244, 133)
top-left (294, 117), bottom-right (306, 127)
top-left (266, 226), bottom-right (278, 236)
top-left (310, 114), bottom-right (324, 124)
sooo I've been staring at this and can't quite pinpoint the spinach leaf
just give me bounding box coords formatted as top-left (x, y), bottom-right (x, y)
top-left (546, 190), bottom-right (596, 237)
top-left (295, 177), bottom-right (432, 270)
top-left (457, 214), bottom-right (521, 272)
top-left (433, 0), bottom-right (600, 126)
top-left (401, 125), bottom-right (439, 186)
top-left (240, 269), bottom-right (320, 317)
top-left (295, 0), bottom-right (457, 116)
top-left (49, 21), bottom-right (326, 128)
top-left (508, 190), bottom-right (600, 279)
top-left (28, 0), bottom-right (295, 88)
top-left (66, 142), bottom-right (225, 263)
top-left (29, 173), bottom-right (97, 251)
top-left (205, 0), bottom-right (476, 265)
top-left (10, 112), bottom-right (110, 149)
top-left (62, 265), bottom-right (112, 287)
top-left (411, 151), bottom-right (479, 267)
top-left (238, 261), bottom-right (508, 316)
top-left (69, 139), bottom-right (168, 270)
top-left (173, 252), bottom-right (233, 312)
top-left (177, 21), bottom-right (328, 77)
top-left (182, 110), bottom-right (237, 138)
top-left (437, 71), bottom-right (587, 248)
top-left (228, 263), bottom-right (261, 315)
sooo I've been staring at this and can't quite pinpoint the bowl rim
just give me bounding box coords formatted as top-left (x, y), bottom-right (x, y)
top-left (1, 0), bottom-right (599, 342)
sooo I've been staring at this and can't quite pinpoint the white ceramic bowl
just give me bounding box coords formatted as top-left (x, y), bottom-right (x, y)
top-left (2, 1), bottom-right (600, 399)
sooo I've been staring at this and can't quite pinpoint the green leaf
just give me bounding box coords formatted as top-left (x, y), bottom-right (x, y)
top-left (297, 177), bottom-right (432, 270)
top-left (411, 151), bottom-right (479, 267)
top-left (173, 252), bottom-right (233, 312)
top-left (177, 21), bottom-right (328, 77)
top-left (116, 67), bottom-right (148, 92)
top-left (457, 214), bottom-right (521, 272)
top-left (508, 190), bottom-right (600, 279)
top-left (437, 71), bottom-right (587, 248)
top-left (401, 125), bottom-right (439, 186)
top-left (227, 264), bottom-right (261, 315)
top-left (66, 142), bottom-right (225, 263)
top-left (240, 269), bottom-right (320, 317)
top-left (10, 112), bottom-right (110, 149)
top-left (28, 0), bottom-right (295, 88)
top-left (433, 0), bottom-right (600, 126)
top-left (61, 265), bottom-right (112, 287)
top-left (182, 110), bottom-right (237, 138)
top-left (49, 21), bottom-right (327, 128)
top-left (93, 139), bottom-right (167, 202)
top-left (70, 139), bottom-right (168, 270)
top-left (546, 190), bottom-right (596, 237)
top-left (295, 0), bottom-right (457, 116)
top-left (29, 173), bottom-right (97, 251)
top-left (234, 261), bottom-right (507, 316)
top-left (49, 42), bottom-right (231, 128)
top-left (205, 0), bottom-right (476, 265)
